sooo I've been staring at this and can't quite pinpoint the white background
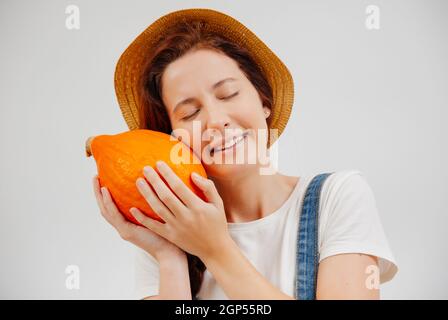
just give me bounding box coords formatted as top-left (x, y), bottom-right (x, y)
top-left (1, 0), bottom-right (447, 299)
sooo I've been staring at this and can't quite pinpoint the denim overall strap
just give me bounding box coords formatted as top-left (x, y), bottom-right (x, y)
top-left (295, 172), bottom-right (333, 300)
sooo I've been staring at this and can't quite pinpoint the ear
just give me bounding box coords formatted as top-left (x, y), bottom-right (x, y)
top-left (263, 106), bottom-right (271, 119)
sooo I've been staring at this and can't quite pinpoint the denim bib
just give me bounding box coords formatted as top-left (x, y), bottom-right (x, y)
top-left (193, 172), bottom-right (333, 300)
top-left (295, 172), bottom-right (333, 300)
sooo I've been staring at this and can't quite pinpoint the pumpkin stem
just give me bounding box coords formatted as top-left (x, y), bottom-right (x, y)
top-left (85, 136), bottom-right (95, 157)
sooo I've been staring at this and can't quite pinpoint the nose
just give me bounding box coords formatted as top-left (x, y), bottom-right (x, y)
top-left (204, 101), bottom-right (231, 133)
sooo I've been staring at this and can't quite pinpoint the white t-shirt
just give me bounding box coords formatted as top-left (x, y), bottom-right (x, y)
top-left (133, 169), bottom-right (398, 299)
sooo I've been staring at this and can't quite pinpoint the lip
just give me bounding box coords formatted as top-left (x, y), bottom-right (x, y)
top-left (210, 131), bottom-right (249, 156)
top-left (208, 131), bottom-right (249, 153)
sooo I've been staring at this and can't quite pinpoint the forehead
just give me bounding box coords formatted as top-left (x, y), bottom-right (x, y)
top-left (161, 49), bottom-right (242, 96)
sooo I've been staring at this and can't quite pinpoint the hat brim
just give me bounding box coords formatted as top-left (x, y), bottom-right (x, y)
top-left (114, 8), bottom-right (294, 148)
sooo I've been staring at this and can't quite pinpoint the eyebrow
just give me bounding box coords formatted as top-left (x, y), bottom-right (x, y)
top-left (173, 77), bottom-right (237, 114)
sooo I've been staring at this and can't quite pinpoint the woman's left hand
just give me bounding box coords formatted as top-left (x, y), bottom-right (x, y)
top-left (129, 160), bottom-right (231, 261)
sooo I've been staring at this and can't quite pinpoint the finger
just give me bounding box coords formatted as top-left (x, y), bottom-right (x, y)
top-left (100, 185), bottom-right (131, 229)
top-left (92, 175), bottom-right (108, 215)
top-left (93, 176), bottom-right (138, 241)
top-left (191, 173), bottom-right (224, 208)
top-left (93, 175), bottom-right (125, 227)
top-left (155, 161), bottom-right (200, 208)
top-left (130, 207), bottom-right (169, 239)
top-left (143, 165), bottom-right (187, 215)
top-left (135, 177), bottom-right (175, 224)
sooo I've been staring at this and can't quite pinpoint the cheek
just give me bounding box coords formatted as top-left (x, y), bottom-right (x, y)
top-left (236, 95), bottom-right (265, 123)
top-left (171, 127), bottom-right (198, 153)
top-left (176, 128), bottom-right (209, 160)
top-left (235, 107), bottom-right (266, 130)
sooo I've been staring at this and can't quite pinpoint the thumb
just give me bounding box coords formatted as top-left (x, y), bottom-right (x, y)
top-left (191, 172), bottom-right (223, 207)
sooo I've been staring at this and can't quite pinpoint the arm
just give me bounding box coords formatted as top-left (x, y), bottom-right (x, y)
top-left (129, 168), bottom-right (293, 299)
top-left (143, 251), bottom-right (192, 300)
top-left (92, 176), bottom-right (192, 300)
top-left (203, 237), bottom-right (380, 300)
top-left (316, 253), bottom-right (380, 299)
top-left (203, 237), bottom-right (294, 300)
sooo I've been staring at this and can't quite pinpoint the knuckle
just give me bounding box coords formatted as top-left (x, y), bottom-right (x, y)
top-left (158, 210), bottom-right (171, 222)
top-left (159, 193), bottom-right (171, 203)
top-left (99, 209), bottom-right (108, 217)
top-left (119, 230), bottom-right (133, 241)
top-left (143, 192), bottom-right (155, 205)
top-left (189, 203), bottom-right (202, 213)
top-left (170, 180), bottom-right (182, 191)
top-left (180, 211), bottom-right (192, 222)
top-left (205, 179), bottom-right (214, 188)
top-left (150, 203), bottom-right (164, 216)
top-left (103, 196), bottom-right (112, 208)
top-left (105, 202), bottom-right (116, 215)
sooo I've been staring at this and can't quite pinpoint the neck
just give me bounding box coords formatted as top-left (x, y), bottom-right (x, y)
top-left (210, 167), bottom-right (300, 223)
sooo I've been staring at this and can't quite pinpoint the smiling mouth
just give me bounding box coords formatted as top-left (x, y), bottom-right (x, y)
top-left (211, 132), bottom-right (248, 156)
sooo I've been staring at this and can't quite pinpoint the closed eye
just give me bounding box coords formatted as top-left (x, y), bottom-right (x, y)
top-left (182, 109), bottom-right (200, 121)
top-left (181, 92), bottom-right (239, 121)
top-left (221, 92), bottom-right (239, 100)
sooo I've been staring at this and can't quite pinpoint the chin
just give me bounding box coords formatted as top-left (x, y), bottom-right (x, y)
top-left (203, 162), bottom-right (260, 182)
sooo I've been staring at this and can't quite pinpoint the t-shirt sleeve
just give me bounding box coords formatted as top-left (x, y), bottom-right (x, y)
top-left (317, 170), bottom-right (399, 284)
top-left (134, 247), bottom-right (160, 299)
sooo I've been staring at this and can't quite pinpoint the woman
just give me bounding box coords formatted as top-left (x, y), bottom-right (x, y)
top-left (92, 8), bottom-right (398, 300)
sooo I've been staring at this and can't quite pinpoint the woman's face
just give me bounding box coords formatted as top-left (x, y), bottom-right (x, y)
top-left (161, 48), bottom-right (271, 178)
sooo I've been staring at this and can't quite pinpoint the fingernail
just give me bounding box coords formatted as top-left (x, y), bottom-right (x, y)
top-left (144, 166), bottom-right (154, 175)
top-left (192, 172), bottom-right (202, 180)
top-left (136, 178), bottom-right (146, 187)
top-left (100, 187), bottom-right (107, 199)
top-left (130, 208), bottom-right (140, 220)
top-left (156, 161), bottom-right (164, 169)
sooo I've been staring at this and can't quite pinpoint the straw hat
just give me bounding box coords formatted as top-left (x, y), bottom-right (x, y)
top-left (114, 8), bottom-right (294, 148)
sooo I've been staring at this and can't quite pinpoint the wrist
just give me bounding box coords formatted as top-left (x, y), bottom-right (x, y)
top-left (202, 235), bottom-right (237, 267)
top-left (156, 249), bottom-right (186, 264)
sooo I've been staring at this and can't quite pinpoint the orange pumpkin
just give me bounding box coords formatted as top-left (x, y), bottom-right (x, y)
top-left (86, 129), bottom-right (207, 225)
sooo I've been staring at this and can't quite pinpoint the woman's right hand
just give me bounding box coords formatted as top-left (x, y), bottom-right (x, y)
top-left (92, 175), bottom-right (184, 261)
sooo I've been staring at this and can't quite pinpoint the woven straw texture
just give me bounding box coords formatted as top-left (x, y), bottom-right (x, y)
top-left (114, 8), bottom-right (294, 148)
